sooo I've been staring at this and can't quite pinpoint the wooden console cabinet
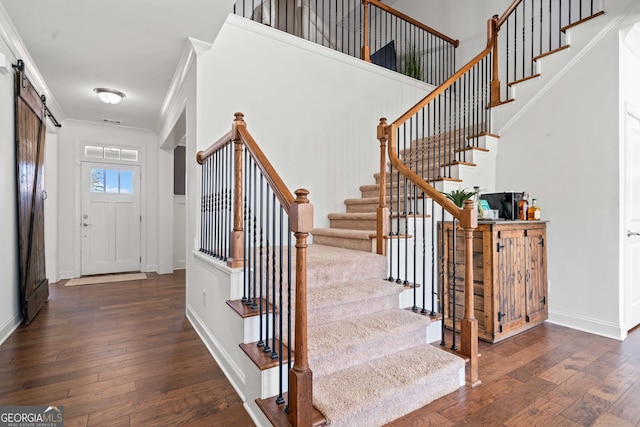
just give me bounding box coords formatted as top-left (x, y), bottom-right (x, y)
top-left (439, 221), bottom-right (548, 343)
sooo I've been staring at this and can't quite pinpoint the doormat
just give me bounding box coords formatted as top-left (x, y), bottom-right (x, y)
top-left (64, 272), bottom-right (147, 287)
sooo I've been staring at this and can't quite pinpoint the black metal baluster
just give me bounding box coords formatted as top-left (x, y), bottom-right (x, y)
top-left (251, 159), bottom-right (258, 309)
top-left (402, 125), bottom-right (409, 285)
top-left (284, 218), bottom-right (292, 413)
top-left (276, 206), bottom-right (285, 405)
top-left (214, 151), bottom-right (218, 257)
top-left (429, 191), bottom-right (436, 316)
top-left (242, 149), bottom-right (249, 304)
top-left (263, 185), bottom-right (272, 355)
top-left (440, 206), bottom-right (446, 346)
top-left (269, 193), bottom-right (277, 359)
top-left (257, 174), bottom-right (265, 348)
top-left (199, 159), bottom-right (205, 252)
top-left (451, 220), bottom-right (458, 351)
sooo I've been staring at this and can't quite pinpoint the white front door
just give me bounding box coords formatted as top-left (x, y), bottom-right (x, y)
top-left (624, 111), bottom-right (640, 331)
top-left (81, 162), bottom-right (141, 275)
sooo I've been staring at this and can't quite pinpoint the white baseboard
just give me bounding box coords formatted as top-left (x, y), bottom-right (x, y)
top-left (548, 309), bottom-right (624, 341)
top-left (0, 311), bottom-right (22, 345)
top-left (58, 270), bottom-right (75, 280)
top-left (186, 304), bottom-right (246, 399)
top-left (144, 264), bottom-right (158, 273)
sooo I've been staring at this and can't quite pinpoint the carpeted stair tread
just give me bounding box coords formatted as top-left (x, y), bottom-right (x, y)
top-left (305, 244), bottom-right (387, 287)
top-left (311, 228), bottom-right (376, 253)
top-left (308, 280), bottom-right (402, 327)
top-left (327, 212), bottom-right (377, 220)
top-left (308, 309), bottom-right (430, 378)
top-left (313, 344), bottom-right (464, 427)
top-left (312, 228), bottom-right (372, 239)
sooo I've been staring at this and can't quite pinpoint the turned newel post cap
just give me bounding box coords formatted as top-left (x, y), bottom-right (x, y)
top-left (234, 112), bottom-right (245, 122)
top-left (290, 189), bottom-right (313, 233)
top-left (462, 199), bottom-right (478, 229)
top-left (377, 118), bottom-right (388, 140)
top-left (294, 189), bottom-right (310, 204)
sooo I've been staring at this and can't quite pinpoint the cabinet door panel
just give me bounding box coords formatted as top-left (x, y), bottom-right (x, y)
top-left (525, 228), bottom-right (548, 323)
top-left (496, 230), bottom-right (527, 335)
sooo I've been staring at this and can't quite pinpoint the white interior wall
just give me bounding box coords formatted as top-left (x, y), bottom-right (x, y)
top-left (494, 21), bottom-right (623, 339)
top-left (44, 128), bottom-right (59, 283)
top-left (0, 38), bottom-right (21, 342)
top-left (57, 120), bottom-right (159, 279)
top-left (196, 15), bottom-right (435, 228)
top-left (619, 20), bottom-right (640, 332)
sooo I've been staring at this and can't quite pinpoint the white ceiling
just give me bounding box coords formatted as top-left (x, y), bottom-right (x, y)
top-left (0, 0), bottom-right (234, 130)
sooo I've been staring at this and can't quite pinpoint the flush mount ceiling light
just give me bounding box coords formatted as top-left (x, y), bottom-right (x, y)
top-left (93, 87), bottom-right (126, 105)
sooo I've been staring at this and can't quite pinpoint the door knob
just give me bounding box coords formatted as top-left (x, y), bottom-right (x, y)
top-left (83, 222), bottom-right (92, 227)
top-left (627, 230), bottom-right (640, 237)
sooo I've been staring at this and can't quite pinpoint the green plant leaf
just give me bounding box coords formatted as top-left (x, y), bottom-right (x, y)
top-left (441, 189), bottom-right (476, 208)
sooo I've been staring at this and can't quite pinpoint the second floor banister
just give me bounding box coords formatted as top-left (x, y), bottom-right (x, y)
top-left (196, 113), bottom-right (315, 426)
top-left (233, 0), bottom-right (458, 87)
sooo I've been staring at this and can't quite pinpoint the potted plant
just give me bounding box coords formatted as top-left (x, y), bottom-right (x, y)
top-left (403, 44), bottom-right (423, 80)
top-left (441, 188), bottom-right (476, 208)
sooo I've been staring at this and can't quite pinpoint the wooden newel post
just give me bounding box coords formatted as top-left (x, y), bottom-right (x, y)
top-left (376, 118), bottom-right (389, 255)
top-left (362, 0), bottom-right (371, 62)
top-left (490, 15), bottom-right (501, 107)
top-left (228, 112), bottom-right (245, 268)
top-left (460, 199), bottom-right (480, 386)
top-left (288, 189), bottom-right (314, 427)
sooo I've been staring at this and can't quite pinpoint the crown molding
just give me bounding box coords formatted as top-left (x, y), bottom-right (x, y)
top-left (156, 35), bottom-right (213, 131)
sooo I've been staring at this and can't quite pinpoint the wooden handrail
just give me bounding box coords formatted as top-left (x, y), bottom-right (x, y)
top-left (392, 16), bottom-right (497, 129)
top-left (236, 122), bottom-right (296, 212)
top-left (497, 0), bottom-right (524, 28)
top-left (364, 0), bottom-right (460, 48)
top-left (196, 130), bottom-right (233, 165)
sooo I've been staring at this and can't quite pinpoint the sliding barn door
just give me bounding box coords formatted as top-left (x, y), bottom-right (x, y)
top-left (14, 69), bottom-right (49, 325)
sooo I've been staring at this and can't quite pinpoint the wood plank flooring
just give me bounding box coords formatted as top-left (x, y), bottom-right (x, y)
top-left (391, 323), bottom-right (640, 426)
top-left (1, 271), bottom-right (639, 426)
top-left (0, 271), bottom-right (254, 427)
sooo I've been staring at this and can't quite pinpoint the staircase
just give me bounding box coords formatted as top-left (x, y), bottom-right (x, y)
top-left (194, 2), bottom-right (613, 426)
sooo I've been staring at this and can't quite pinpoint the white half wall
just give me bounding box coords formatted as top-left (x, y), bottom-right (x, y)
top-left (196, 14), bottom-right (435, 229)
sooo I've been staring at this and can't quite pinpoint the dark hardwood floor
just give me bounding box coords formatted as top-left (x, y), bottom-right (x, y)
top-left (0, 271), bottom-right (254, 427)
top-left (390, 323), bottom-right (640, 426)
top-left (1, 271), bottom-right (639, 426)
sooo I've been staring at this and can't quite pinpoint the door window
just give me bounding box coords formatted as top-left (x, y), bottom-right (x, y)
top-left (90, 168), bottom-right (135, 194)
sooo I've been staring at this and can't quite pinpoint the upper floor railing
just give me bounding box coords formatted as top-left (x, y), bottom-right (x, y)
top-left (233, 0), bottom-right (458, 87)
top-left (197, 113), bottom-right (315, 426)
